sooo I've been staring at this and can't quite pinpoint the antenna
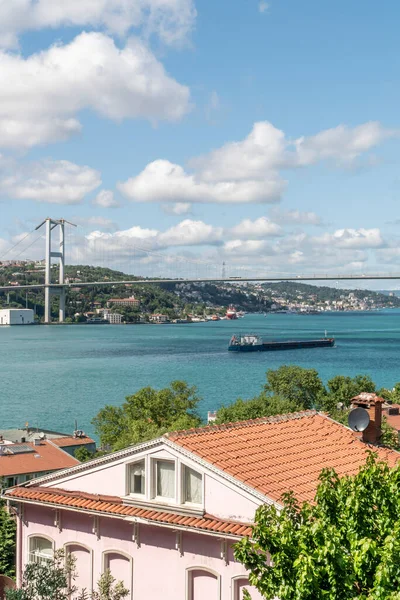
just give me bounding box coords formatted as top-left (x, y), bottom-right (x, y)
top-left (348, 407), bottom-right (370, 432)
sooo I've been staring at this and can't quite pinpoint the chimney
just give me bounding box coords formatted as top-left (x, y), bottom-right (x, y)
top-left (350, 393), bottom-right (384, 444)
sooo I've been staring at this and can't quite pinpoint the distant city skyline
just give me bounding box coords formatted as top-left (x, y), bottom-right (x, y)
top-left (1, 0), bottom-right (400, 288)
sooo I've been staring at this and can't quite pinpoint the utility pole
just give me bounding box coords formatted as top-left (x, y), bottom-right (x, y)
top-left (36, 218), bottom-right (76, 324)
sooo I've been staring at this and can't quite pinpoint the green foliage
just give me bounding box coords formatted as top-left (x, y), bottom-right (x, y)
top-left (264, 365), bottom-right (326, 409)
top-left (93, 381), bottom-right (202, 451)
top-left (326, 374), bottom-right (376, 408)
top-left (0, 505), bottom-right (16, 578)
top-left (74, 447), bottom-right (95, 463)
top-left (91, 569), bottom-right (129, 600)
top-left (6, 550), bottom-right (76, 600)
top-left (7, 556), bottom-right (129, 600)
top-left (216, 395), bottom-right (302, 424)
top-left (234, 454), bottom-right (400, 600)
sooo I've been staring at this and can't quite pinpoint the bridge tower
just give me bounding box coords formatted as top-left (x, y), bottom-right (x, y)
top-left (36, 218), bottom-right (76, 324)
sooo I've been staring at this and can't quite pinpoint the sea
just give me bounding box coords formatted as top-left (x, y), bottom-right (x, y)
top-left (1, 310), bottom-right (400, 439)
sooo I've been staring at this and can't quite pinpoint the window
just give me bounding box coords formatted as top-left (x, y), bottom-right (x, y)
top-left (156, 460), bottom-right (175, 499)
top-left (129, 461), bottom-right (145, 495)
top-left (186, 568), bottom-right (220, 600)
top-left (29, 537), bottom-right (53, 565)
top-left (183, 466), bottom-right (202, 504)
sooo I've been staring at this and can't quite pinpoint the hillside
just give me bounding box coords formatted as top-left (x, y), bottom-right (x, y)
top-left (0, 262), bottom-right (399, 321)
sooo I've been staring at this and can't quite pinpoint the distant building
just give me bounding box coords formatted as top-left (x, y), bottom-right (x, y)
top-left (0, 309), bottom-right (34, 325)
top-left (103, 311), bottom-right (123, 324)
top-left (0, 427), bottom-right (96, 459)
top-left (107, 296), bottom-right (140, 308)
top-left (149, 313), bottom-right (169, 323)
top-left (0, 439), bottom-right (80, 488)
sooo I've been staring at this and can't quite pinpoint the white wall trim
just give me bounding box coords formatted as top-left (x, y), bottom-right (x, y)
top-left (102, 549), bottom-right (133, 600)
top-left (64, 541), bottom-right (94, 593)
top-left (185, 566), bottom-right (221, 600)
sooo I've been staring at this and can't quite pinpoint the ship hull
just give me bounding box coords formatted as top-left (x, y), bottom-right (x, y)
top-left (229, 338), bottom-right (335, 352)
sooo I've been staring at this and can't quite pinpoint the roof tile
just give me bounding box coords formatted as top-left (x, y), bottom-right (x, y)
top-left (168, 411), bottom-right (400, 504)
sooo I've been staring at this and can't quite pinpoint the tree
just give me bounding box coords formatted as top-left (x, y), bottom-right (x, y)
top-left (93, 381), bottom-right (202, 451)
top-left (216, 395), bottom-right (302, 424)
top-left (74, 447), bottom-right (95, 463)
top-left (6, 550), bottom-right (76, 600)
top-left (234, 454), bottom-right (400, 600)
top-left (0, 504), bottom-right (16, 578)
top-left (325, 374), bottom-right (376, 409)
top-left (264, 365), bottom-right (326, 409)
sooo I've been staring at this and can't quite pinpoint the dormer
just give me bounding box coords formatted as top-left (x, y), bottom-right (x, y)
top-left (125, 448), bottom-right (204, 514)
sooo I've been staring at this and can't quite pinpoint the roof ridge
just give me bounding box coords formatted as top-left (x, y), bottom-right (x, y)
top-left (166, 409), bottom-right (318, 439)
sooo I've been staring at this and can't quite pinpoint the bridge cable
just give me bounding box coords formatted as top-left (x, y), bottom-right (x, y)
top-left (0, 228), bottom-right (38, 261)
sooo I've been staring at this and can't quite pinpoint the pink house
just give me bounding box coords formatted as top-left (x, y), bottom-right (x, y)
top-left (5, 410), bottom-right (399, 599)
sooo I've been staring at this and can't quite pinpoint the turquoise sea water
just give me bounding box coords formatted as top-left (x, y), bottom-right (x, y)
top-left (1, 311), bottom-right (400, 439)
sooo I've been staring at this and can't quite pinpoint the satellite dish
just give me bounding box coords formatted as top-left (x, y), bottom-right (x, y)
top-left (39, 432), bottom-right (45, 440)
top-left (348, 407), bottom-right (370, 432)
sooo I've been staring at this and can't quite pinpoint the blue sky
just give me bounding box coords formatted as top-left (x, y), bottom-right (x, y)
top-left (1, 0), bottom-right (400, 284)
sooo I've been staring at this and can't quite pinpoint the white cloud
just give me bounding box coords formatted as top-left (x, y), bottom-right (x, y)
top-left (314, 228), bottom-right (385, 249)
top-left (270, 208), bottom-right (322, 225)
top-left (0, 32), bottom-right (191, 148)
top-left (158, 219), bottom-right (223, 247)
top-left (118, 120), bottom-right (397, 206)
top-left (93, 190), bottom-right (120, 208)
top-left (162, 202), bottom-right (192, 215)
top-left (293, 122), bottom-right (397, 166)
top-left (229, 217), bottom-right (282, 238)
top-left (223, 239), bottom-right (271, 255)
top-left (0, 159), bottom-right (101, 204)
top-left (0, 0), bottom-right (196, 49)
top-left (118, 159), bottom-right (284, 204)
top-left (258, 2), bottom-right (270, 13)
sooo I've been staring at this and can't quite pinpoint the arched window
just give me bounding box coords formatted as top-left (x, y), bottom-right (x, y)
top-left (186, 567), bottom-right (220, 600)
top-left (65, 543), bottom-right (93, 594)
top-left (28, 536), bottom-right (54, 565)
top-left (103, 551), bottom-right (133, 599)
top-left (232, 576), bottom-right (263, 600)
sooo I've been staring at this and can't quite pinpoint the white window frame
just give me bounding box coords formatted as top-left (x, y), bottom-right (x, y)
top-left (185, 566), bottom-right (221, 600)
top-left (102, 550), bottom-right (133, 600)
top-left (64, 542), bottom-right (94, 594)
top-left (181, 464), bottom-right (203, 507)
top-left (27, 534), bottom-right (55, 566)
top-left (152, 458), bottom-right (177, 502)
top-left (127, 459), bottom-right (146, 497)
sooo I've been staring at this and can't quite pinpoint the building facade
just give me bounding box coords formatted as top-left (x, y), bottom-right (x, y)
top-left (107, 297), bottom-right (140, 308)
top-left (0, 309), bottom-right (34, 325)
top-left (6, 411), bottom-right (399, 599)
top-left (103, 311), bottom-right (123, 324)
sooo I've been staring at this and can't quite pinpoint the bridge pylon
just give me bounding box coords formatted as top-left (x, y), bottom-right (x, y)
top-left (36, 218), bottom-right (76, 323)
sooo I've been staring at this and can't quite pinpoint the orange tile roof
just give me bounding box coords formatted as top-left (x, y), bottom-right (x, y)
top-left (0, 442), bottom-right (79, 477)
top-left (167, 411), bottom-right (400, 504)
top-left (386, 413), bottom-right (400, 431)
top-left (51, 437), bottom-right (95, 448)
top-left (7, 487), bottom-right (251, 538)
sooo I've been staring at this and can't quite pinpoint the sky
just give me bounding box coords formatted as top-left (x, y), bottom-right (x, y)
top-left (1, 0), bottom-right (400, 286)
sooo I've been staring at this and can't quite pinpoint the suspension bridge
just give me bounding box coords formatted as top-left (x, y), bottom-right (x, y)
top-left (0, 217), bottom-right (399, 323)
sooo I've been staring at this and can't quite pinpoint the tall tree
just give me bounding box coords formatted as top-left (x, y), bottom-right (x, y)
top-left (235, 454), bottom-right (400, 600)
top-left (216, 395), bottom-right (302, 424)
top-left (93, 381), bottom-right (202, 451)
top-left (264, 365), bottom-right (326, 409)
top-left (0, 504), bottom-right (16, 578)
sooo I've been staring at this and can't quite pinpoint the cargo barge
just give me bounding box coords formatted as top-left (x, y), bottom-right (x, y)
top-left (228, 333), bottom-right (335, 352)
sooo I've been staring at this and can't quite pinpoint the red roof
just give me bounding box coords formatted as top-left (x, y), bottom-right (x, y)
top-left (0, 442), bottom-right (79, 477)
top-left (168, 411), bottom-right (400, 504)
top-left (7, 487), bottom-right (251, 537)
top-left (51, 437), bottom-right (95, 448)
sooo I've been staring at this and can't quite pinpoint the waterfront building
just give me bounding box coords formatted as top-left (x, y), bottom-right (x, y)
top-left (149, 313), bottom-right (169, 323)
top-left (107, 296), bottom-right (140, 308)
top-left (0, 309), bottom-right (34, 326)
top-left (103, 311), bottom-right (123, 324)
top-left (5, 409), bottom-right (399, 599)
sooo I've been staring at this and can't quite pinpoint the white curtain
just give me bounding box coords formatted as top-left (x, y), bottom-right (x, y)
top-left (130, 461), bottom-right (145, 494)
top-left (157, 461), bottom-right (175, 498)
top-left (185, 467), bottom-right (202, 504)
